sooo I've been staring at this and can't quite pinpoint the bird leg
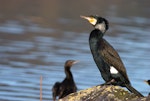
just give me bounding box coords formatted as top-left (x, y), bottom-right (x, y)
top-left (100, 79), bottom-right (116, 86)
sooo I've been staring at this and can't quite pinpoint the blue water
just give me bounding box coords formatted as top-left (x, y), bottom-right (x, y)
top-left (0, 1), bottom-right (150, 101)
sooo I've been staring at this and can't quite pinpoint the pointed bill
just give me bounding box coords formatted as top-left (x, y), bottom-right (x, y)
top-left (80, 15), bottom-right (97, 25)
top-left (73, 60), bottom-right (80, 64)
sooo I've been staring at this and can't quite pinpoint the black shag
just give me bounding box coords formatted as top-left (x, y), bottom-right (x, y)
top-left (144, 80), bottom-right (150, 85)
top-left (52, 60), bottom-right (78, 101)
top-left (81, 15), bottom-right (143, 97)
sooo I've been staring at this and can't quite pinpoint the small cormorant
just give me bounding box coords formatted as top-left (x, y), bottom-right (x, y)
top-left (81, 15), bottom-right (143, 97)
top-left (52, 60), bottom-right (79, 101)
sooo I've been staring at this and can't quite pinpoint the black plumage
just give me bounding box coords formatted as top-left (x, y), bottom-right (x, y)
top-left (81, 15), bottom-right (143, 97)
top-left (52, 60), bottom-right (78, 101)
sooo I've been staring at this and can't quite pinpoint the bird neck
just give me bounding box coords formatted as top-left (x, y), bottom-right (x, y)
top-left (89, 29), bottom-right (104, 63)
top-left (94, 22), bottom-right (106, 33)
top-left (90, 29), bottom-right (104, 40)
top-left (65, 66), bottom-right (73, 79)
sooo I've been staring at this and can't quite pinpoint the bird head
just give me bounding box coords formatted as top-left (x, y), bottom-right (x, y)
top-left (80, 15), bottom-right (109, 32)
top-left (65, 60), bottom-right (79, 67)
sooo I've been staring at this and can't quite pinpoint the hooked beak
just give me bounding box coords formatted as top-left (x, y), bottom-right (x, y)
top-left (80, 15), bottom-right (91, 20)
top-left (73, 60), bottom-right (80, 64)
top-left (80, 15), bottom-right (97, 25)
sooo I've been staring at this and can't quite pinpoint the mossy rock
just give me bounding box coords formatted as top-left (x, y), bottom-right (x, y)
top-left (59, 85), bottom-right (149, 101)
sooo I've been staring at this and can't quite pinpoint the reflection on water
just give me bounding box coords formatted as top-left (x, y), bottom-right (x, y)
top-left (0, 1), bottom-right (150, 101)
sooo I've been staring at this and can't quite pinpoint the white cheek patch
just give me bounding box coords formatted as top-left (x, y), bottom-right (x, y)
top-left (110, 66), bottom-right (118, 74)
top-left (95, 22), bottom-right (106, 33)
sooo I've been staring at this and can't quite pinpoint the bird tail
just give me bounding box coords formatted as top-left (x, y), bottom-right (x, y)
top-left (125, 84), bottom-right (144, 97)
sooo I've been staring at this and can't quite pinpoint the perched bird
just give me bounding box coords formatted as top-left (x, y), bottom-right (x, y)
top-left (144, 80), bottom-right (150, 86)
top-left (52, 60), bottom-right (79, 101)
top-left (81, 15), bottom-right (143, 97)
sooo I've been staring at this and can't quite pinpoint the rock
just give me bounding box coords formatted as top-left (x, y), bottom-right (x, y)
top-left (59, 85), bottom-right (148, 101)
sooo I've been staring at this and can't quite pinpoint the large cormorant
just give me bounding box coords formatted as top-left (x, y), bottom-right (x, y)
top-left (52, 60), bottom-right (79, 101)
top-left (81, 15), bottom-right (143, 97)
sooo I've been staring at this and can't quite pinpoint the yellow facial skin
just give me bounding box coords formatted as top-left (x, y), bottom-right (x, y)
top-left (80, 15), bottom-right (97, 25)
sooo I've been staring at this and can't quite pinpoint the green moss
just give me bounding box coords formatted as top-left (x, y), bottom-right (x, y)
top-left (60, 85), bottom-right (146, 101)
